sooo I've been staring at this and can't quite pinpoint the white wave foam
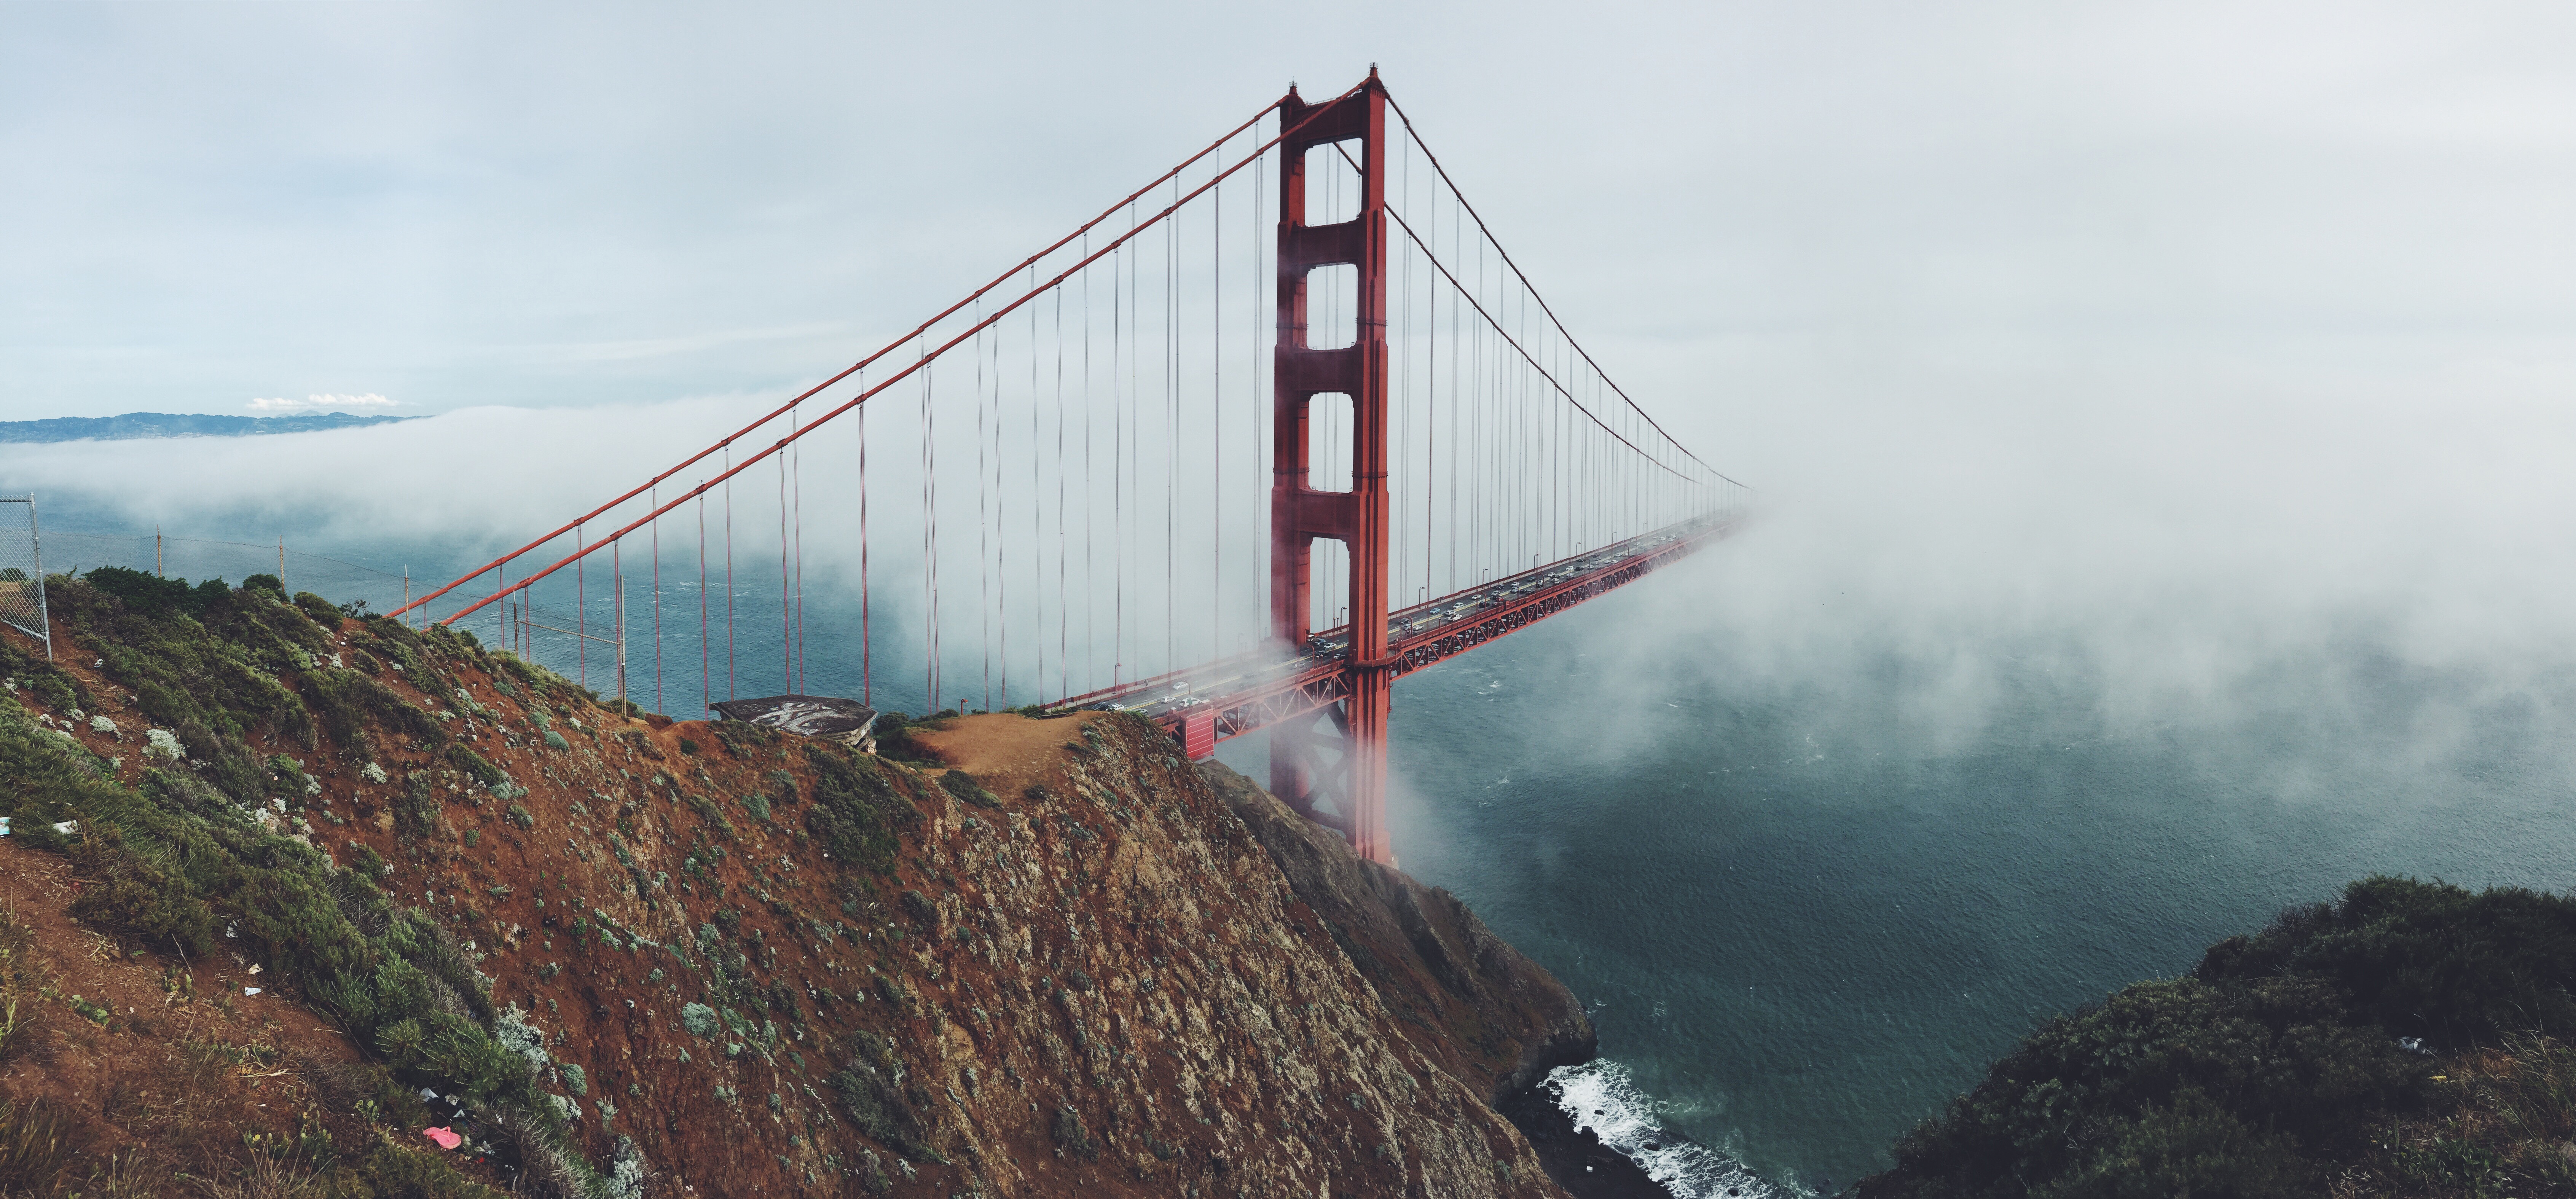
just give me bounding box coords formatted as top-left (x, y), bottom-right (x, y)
top-left (1547, 1059), bottom-right (1793, 1198)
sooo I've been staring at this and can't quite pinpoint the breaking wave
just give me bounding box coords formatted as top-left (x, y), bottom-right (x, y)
top-left (1548, 1059), bottom-right (1797, 1198)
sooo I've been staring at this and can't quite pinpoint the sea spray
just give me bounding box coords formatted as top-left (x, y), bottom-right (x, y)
top-left (1549, 1059), bottom-right (1795, 1198)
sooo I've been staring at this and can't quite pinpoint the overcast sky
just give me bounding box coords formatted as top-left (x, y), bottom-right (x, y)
top-left (11, 1), bottom-right (2576, 659)
top-left (8, 1), bottom-right (2572, 431)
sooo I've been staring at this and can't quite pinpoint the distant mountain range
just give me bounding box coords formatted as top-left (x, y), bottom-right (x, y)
top-left (0, 411), bottom-right (416, 443)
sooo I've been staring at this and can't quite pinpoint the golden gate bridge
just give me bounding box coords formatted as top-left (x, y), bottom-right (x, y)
top-left (389, 71), bottom-right (1753, 866)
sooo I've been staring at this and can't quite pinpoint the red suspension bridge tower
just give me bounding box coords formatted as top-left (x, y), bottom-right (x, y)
top-left (1269, 74), bottom-right (1396, 864)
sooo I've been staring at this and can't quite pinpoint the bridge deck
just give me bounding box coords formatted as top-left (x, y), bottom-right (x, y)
top-left (1048, 511), bottom-right (1748, 749)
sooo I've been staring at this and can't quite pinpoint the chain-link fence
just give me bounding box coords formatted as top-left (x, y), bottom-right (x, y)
top-left (0, 497), bottom-right (48, 657)
top-left (38, 531), bottom-right (420, 618)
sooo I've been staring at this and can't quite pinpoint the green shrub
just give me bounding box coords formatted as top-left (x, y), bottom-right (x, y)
top-left (803, 746), bottom-right (914, 875)
top-left (937, 769), bottom-right (1000, 809)
top-left (66, 822), bottom-right (217, 955)
top-left (830, 1037), bottom-right (938, 1162)
top-left (2, 574), bottom-right (590, 1190)
top-left (1865, 974), bottom-right (2420, 1196)
top-left (446, 744), bottom-right (506, 788)
top-left (1050, 1104), bottom-right (1099, 1161)
top-left (2197, 876), bottom-right (2576, 1050)
top-left (310, 670), bottom-right (443, 753)
top-left (867, 712), bottom-right (943, 765)
top-left (709, 719), bottom-right (776, 756)
top-left (1861, 875), bottom-right (2576, 1198)
top-left (293, 592), bottom-right (344, 624)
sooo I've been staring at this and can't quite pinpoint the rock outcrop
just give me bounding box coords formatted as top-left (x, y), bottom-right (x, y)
top-left (0, 572), bottom-right (1598, 1197)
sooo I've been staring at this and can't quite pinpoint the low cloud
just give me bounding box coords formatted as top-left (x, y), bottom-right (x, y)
top-left (247, 393), bottom-right (399, 414)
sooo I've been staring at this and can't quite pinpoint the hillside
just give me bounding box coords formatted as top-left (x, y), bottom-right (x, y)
top-left (0, 569), bottom-right (1599, 1197)
top-left (1856, 877), bottom-right (2576, 1198)
top-left (0, 412), bottom-right (413, 442)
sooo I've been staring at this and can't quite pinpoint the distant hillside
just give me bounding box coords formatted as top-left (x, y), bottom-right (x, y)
top-left (1858, 877), bottom-right (2576, 1198)
top-left (0, 411), bottom-right (415, 443)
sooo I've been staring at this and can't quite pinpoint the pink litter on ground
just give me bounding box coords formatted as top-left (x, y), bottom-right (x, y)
top-left (424, 1127), bottom-right (462, 1150)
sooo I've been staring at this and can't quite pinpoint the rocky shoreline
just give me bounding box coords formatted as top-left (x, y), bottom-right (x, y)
top-left (1500, 1085), bottom-right (1675, 1199)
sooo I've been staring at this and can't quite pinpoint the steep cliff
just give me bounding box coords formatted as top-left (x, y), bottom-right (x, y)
top-left (0, 570), bottom-right (1596, 1197)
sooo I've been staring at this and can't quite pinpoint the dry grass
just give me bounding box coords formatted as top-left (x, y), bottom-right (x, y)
top-left (2328, 1035), bottom-right (2576, 1199)
top-left (0, 900), bottom-right (42, 1064)
top-left (84, 1145), bottom-right (167, 1199)
top-left (0, 1098), bottom-right (78, 1197)
top-left (190, 1146), bottom-right (324, 1199)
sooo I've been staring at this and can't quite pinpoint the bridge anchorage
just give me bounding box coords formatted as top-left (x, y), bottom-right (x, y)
top-left (393, 70), bottom-right (1752, 867)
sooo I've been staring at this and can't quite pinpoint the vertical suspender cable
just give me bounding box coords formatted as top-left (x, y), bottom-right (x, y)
top-left (1211, 143), bottom-right (1223, 662)
top-left (794, 410), bottom-right (805, 695)
top-left (1395, 133), bottom-right (1409, 605)
top-left (1424, 156), bottom-right (1436, 599)
top-left (1251, 150), bottom-right (1263, 652)
top-left (724, 445), bottom-right (735, 702)
top-left (995, 303), bottom-right (1009, 709)
top-left (1470, 233), bottom-right (1483, 582)
top-left (698, 491), bottom-right (709, 714)
top-left (1015, 268), bottom-right (1035, 701)
top-left (1082, 242), bottom-right (1095, 692)
top-left (652, 486), bottom-right (662, 715)
top-left (779, 415), bottom-right (792, 695)
top-left (1055, 282), bottom-right (1069, 698)
top-left (922, 346), bottom-right (939, 713)
top-left (1447, 193), bottom-right (1460, 596)
top-left (975, 303), bottom-right (991, 712)
top-left (859, 381), bottom-right (872, 706)
top-left (614, 540), bottom-right (626, 706)
top-left (1166, 177), bottom-right (1177, 676)
top-left (577, 523), bottom-right (587, 686)
top-left (1164, 177), bottom-right (1177, 675)
top-left (1029, 267), bottom-right (1046, 704)
top-left (1112, 236), bottom-right (1124, 685)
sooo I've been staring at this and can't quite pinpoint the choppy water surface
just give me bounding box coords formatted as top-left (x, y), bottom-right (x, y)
top-left (1342, 572), bottom-right (2576, 1193)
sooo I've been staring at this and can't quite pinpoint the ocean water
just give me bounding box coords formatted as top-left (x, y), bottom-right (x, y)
top-left (1340, 569), bottom-right (2576, 1193)
top-left (29, 504), bottom-right (2576, 1195)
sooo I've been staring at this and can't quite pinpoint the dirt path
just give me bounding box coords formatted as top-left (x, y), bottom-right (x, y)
top-left (909, 711), bottom-right (1097, 794)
